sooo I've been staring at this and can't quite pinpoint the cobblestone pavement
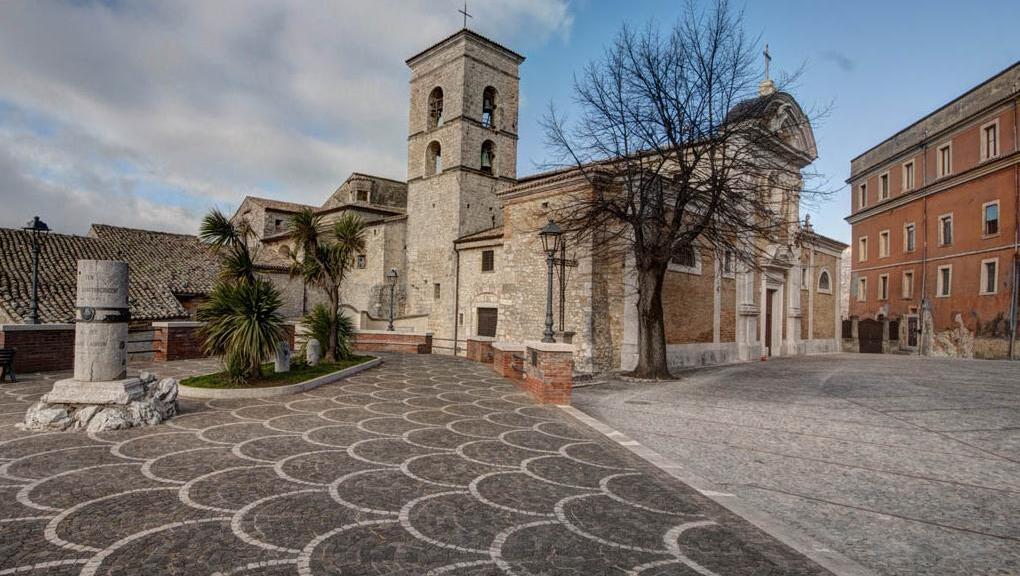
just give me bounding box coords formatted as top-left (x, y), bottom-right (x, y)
top-left (0, 354), bottom-right (833, 575)
top-left (574, 354), bottom-right (1020, 576)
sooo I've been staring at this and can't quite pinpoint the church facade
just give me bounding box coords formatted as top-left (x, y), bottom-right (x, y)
top-left (233, 29), bottom-right (847, 373)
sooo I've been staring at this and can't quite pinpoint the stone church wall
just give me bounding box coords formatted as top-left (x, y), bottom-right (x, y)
top-left (497, 184), bottom-right (600, 372)
top-left (453, 240), bottom-right (504, 354)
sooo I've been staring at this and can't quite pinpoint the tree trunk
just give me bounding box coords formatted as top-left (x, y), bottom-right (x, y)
top-left (629, 263), bottom-right (673, 380)
top-left (325, 290), bottom-right (339, 363)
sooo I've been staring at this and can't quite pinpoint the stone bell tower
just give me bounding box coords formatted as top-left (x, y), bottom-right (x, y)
top-left (403, 30), bottom-right (524, 352)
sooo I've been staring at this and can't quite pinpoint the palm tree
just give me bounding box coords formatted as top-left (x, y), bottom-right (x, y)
top-left (288, 209), bottom-right (366, 362)
top-left (197, 209), bottom-right (286, 383)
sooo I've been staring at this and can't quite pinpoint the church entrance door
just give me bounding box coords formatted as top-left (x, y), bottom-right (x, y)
top-left (765, 289), bottom-right (776, 356)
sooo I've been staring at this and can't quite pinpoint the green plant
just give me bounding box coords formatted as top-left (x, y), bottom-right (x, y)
top-left (288, 209), bottom-right (366, 362)
top-left (303, 303), bottom-right (356, 361)
top-left (197, 209), bottom-right (286, 384)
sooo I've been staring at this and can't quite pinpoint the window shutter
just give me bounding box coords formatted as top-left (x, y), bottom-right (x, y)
top-left (477, 308), bottom-right (498, 337)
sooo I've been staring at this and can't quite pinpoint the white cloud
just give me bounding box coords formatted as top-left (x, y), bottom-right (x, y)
top-left (0, 0), bottom-right (572, 234)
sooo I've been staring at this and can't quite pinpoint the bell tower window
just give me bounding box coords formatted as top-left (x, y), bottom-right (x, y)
top-left (480, 140), bottom-right (495, 175)
top-left (428, 87), bottom-right (444, 129)
top-left (426, 141), bottom-right (442, 176)
top-left (481, 86), bottom-right (497, 128)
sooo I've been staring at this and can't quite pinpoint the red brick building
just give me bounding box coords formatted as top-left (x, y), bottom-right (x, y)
top-left (847, 62), bottom-right (1020, 358)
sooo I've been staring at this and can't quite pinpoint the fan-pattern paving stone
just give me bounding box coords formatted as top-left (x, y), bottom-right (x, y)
top-left (0, 354), bottom-right (832, 575)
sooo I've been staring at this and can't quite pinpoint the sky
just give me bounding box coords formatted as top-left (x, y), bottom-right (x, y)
top-left (1, 1), bottom-right (1018, 243)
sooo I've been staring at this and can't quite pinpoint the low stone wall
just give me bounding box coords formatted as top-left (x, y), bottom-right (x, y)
top-left (152, 322), bottom-right (205, 362)
top-left (0, 324), bottom-right (75, 373)
top-left (153, 321), bottom-right (297, 362)
top-left (521, 341), bottom-right (574, 405)
top-left (665, 342), bottom-right (741, 370)
top-left (492, 342), bottom-right (525, 382)
top-left (803, 338), bottom-right (841, 355)
top-left (352, 330), bottom-right (433, 354)
top-left (466, 337), bottom-right (495, 364)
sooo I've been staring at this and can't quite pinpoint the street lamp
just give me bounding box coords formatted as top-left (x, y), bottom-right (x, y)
top-left (21, 216), bottom-right (51, 325)
top-left (538, 219), bottom-right (562, 343)
top-left (386, 268), bottom-right (399, 331)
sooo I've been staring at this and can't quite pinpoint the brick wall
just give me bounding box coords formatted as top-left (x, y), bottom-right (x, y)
top-left (153, 323), bottom-right (297, 362)
top-left (152, 322), bottom-right (206, 362)
top-left (492, 342), bottom-right (524, 383)
top-left (466, 337), bottom-right (494, 363)
top-left (352, 330), bottom-right (433, 354)
top-left (520, 342), bottom-right (573, 405)
top-left (0, 324), bottom-right (75, 373)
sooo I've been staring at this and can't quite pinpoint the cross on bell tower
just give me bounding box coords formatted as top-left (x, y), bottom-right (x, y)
top-left (759, 42), bottom-right (776, 96)
top-left (458, 1), bottom-right (472, 29)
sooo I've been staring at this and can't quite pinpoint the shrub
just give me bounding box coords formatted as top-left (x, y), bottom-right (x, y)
top-left (303, 304), bottom-right (356, 361)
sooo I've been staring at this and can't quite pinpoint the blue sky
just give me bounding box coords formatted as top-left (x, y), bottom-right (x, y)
top-left (513, 0), bottom-right (1020, 242)
top-left (1, 0), bottom-right (1018, 242)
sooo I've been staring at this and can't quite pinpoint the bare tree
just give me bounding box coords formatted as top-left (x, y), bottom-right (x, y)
top-left (542, 0), bottom-right (826, 379)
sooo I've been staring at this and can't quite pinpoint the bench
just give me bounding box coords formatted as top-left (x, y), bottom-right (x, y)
top-left (0, 348), bottom-right (15, 383)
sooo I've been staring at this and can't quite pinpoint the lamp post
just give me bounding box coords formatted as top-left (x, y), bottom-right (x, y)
top-left (21, 216), bottom-right (51, 325)
top-left (538, 219), bottom-right (562, 343)
top-left (386, 268), bottom-right (399, 331)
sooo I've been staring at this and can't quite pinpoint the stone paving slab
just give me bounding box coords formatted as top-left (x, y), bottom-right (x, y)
top-left (0, 354), bottom-right (833, 575)
top-left (573, 354), bottom-right (1020, 576)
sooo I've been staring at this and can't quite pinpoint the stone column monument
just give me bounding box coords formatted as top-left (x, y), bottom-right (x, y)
top-left (23, 260), bottom-right (178, 432)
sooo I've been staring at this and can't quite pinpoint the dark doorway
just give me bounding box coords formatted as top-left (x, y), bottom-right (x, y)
top-left (907, 316), bottom-right (919, 348)
top-left (765, 289), bottom-right (776, 355)
top-left (859, 318), bottom-right (884, 353)
top-left (477, 308), bottom-right (498, 338)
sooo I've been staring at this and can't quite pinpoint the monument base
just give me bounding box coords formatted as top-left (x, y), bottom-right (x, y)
top-left (23, 372), bottom-right (179, 433)
top-left (44, 377), bottom-right (144, 405)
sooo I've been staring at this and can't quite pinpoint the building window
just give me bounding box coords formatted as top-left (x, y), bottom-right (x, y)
top-left (477, 307), bottom-right (498, 337)
top-left (879, 230), bottom-right (890, 258)
top-left (356, 254), bottom-right (366, 269)
top-left (858, 183), bottom-right (867, 209)
top-left (481, 249), bottom-right (494, 272)
top-left (939, 214), bottom-right (953, 246)
top-left (902, 270), bottom-right (914, 299)
top-left (428, 87), bottom-right (444, 129)
top-left (937, 265), bottom-right (952, 297)
top-left (818, 269), bottom-right (831, 293)
top-left (981, 121), bottom-right (999, 161)
top-left (904, 223), bottom-right (916, 252)
top-left (902, 160), bottom-right (915, 191)
top-left (722, 250), bottom-right (734, 275)
top-left (981, 258), bottom-right (998, 294)
top-left (426, 141), bottom-right (442, 177)
top-left (879, 172), bottom-right (890, 200)
top-left (481, 86), bottom-right (497, 128)
top-left (879, 274), bottom-right (889, 300)
top-left (857, 277), bottom-right (867, 302)
top-left (480, 140), bottom-right (495, 175)
top-left (858, 236), bottom-right (868, 262)
top-left (433, 283), bottom-right (441, 299)
top-left (669, 244), bottom-right (701, 274)
top-left (937, 143), bottom-right (952, 178)
top-left (356, 190), bottom-right (369, 202)
top-left (983, 201), bottom-right (1000, 236)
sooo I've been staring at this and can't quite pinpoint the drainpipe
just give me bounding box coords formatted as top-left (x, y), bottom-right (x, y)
top-left (453, 246), bottom-right (462, 356)
top-left (920, 132), bottom-right (929, 355)
top-left (1009, 86), bottom-right (1019, 359)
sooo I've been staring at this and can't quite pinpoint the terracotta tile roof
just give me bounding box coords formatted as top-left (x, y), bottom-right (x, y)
top-left (0, 225), bottom-right (220, 324)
